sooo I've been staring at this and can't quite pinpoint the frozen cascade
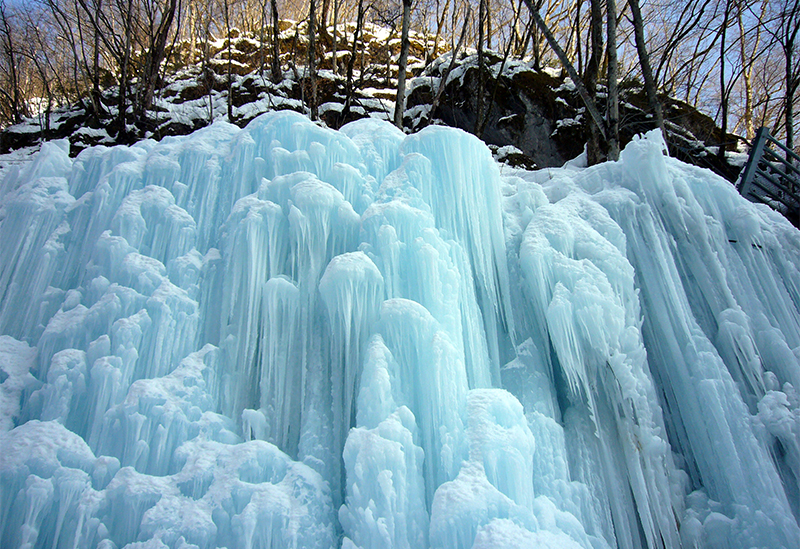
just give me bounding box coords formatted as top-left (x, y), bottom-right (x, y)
top-left (1, 112), bottom-right (800, 549)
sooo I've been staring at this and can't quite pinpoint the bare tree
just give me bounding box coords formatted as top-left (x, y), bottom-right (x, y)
top-left (477, 0), bottom-right (521, 137)
top-left (475, 0), bottom-right (486, 134)
top-left (271, 0), bottom-right (281, 83)
top-left (394, 0), bottom-right (412, 128)
top-left (735, 0), bottom-right (767, 140)
top-left (77, 0), bottom-right (135, 138)
top-left (531, 1), bottom-right (547, 68)
top-left (629, 0), bottom-right (665, 140)
top-left (19, 7), bottom-right (64, 133)
top-left (572, 0), bottom-right (582, 75)
top-left (332, 0), bottom-right (339, 72)
top-left (429, 0), bottom-right (450, 64)
top-left (0, 0), bottom-right (28, 124)
top-left (43, 0), bottom-right (102, 118)
top-left (308, 0), bottom-right (318, 120)
top-left (718, 0), bottom-right (733, 160)
top-left (259, 0), bottom-right (268, 74)
top-left (223, 0), bottom-right (234, 120)
top-left (341, 0), bottom-right (365, 124)
top-left (200, 1), bottom-right (214, 122)
top-left (0, 0), bottom-right (791, 161)
top-left (522, 0), bottom-right (607, 145)
top-left (0, 0), bottom-right (24, 124)
top-left (430, 6), bottom-right (470, 118)
top-left (651, 0), bottom-right (715, 95)
top-left (766, 0), bottom-right (800, 149)
top-left (136, 0), bottom-right (179, 122)
top-left (607, 0), bottom-right (619, 160)
top-left (320, 0), bottom-right (330, 39)
top-left (585, 0), bottom-right (605, 163)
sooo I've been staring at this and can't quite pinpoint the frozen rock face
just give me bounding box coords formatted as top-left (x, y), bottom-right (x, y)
top-left (1, 113), bottom-right (799, 549)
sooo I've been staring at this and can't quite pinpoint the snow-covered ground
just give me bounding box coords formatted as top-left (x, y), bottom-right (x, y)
top-left (0, 144), bottom-right (40, 180)
top-left (1, 111), bottom-right (800, 549)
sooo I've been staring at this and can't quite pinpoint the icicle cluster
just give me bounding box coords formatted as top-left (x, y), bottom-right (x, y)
top-left (1, 112), bottom-right (800, 549)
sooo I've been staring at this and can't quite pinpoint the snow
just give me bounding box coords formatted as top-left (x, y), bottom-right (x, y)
top-left (0, 144), bottom-right (40, 184)
top-left (553, 116), bottom-right (583, 136)
top-left (726, 150), bottom-right (748, 168)
top-left (555, 78), bottom-right (577, 93)
top-left (494, 145), bottom-right (524, 157)
top-left (2, 114), bottom-right (800, 549)
top-left (544, 66), bottom-right (562, 78)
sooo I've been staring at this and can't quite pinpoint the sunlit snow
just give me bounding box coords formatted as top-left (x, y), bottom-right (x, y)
top-left (2, 111), bottom-right (800, 549)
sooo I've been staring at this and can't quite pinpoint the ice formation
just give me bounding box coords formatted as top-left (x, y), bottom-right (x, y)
top-left (2, 110), bottom-right (800, 549)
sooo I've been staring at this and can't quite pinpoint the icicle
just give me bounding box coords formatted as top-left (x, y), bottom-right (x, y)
top-left (319, 251), bottom-right (383, 468)
top-left (258, 276), bottom-right (301, 455)
top-left (4, 110), bottom-right (800, 549)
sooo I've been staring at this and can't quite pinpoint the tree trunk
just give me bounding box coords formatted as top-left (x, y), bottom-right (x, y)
top-left (431, 8), bottom-right (470, 118)
top-left (394, 0), bottom-right (413, 128)
top-left (718, 0), bottom-right (732, 161)
top-left (271, 0), bottom-right (281, 83)
top-left (308, 0), bottom-right (318, 120)
top-left (332, 0), bottom-right (339, 73)
top-left (521, 0), bottom-right (607, 142)
top-left (606, 0), bottom-right (619, 160)
top-left (630, 0), bottom-right (665, 141)
top-left (0, 0), bottom-right (23, 124)
top-left (321, 0), bottom-right (330, 34)
top-left (92, 0), bottom-right (102, 118)
top-left (476, 0), bottom-right (486, 134)
top-left (118, 0), bottom-right (134, 139)
top-left (529, 0), bottom-right (544, 69)
top-left (137, 0), bottom-right (178, 123)
top-left (787, 43), bottom-right (795, 151)
top-left (585, 0), bottom-right (603, 90)
top-left (187, 0), bottom-right (197, 53)
top-left (782, 0), bottom-right (800, 151)
top-left (486, 0), bottom-right (492, 48)
top-left (341, 0), bottom-right (365, 124)
top-left (518, 13), bottom-right (535, 59)
top-left (431, 0), bottom-right (450, 63)
top-left (224, 0), bottom-right (233, 121)
top-left (573, 0), bottom-right (582, 76)
top-left (736, 0), bottom-right (760, 140)
top-left (478, 3), bottom-right (521, 137)
top-left (585, 0), bottom-right (605, 164)
top-left (512, 0), bottom-right (523, 53)
top-left (202, 18), bottom-right (213, 123)
top-left (260, 0), bottom-right (268, 75)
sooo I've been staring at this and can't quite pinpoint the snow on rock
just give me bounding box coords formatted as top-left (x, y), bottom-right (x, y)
top-left (2, 112), bottom-right (800, 549)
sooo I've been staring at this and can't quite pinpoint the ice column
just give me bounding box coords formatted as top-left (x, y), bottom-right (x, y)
top-left (518, 188), bottom-right (683, 549)
top-left (589, 132), bottom-right (800, 547)
top-left (256, 276), bottom-right (301, 456)
top-left (375, 298), bottom-right (469, 504)
top-left (319, 252), bottom-right (384, 471)
top-left (402, 127), bottom-right (515, 379)
top-left (217, 193), bottom-right (288, 418)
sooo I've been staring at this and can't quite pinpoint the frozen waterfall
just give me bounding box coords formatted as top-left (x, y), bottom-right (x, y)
top-left (2, 110), bottom-right (800, 548)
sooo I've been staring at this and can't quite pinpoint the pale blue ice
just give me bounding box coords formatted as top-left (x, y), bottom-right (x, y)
top-left (1, 111), bottom-right (800, 549)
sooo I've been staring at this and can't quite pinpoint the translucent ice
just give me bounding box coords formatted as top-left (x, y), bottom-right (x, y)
top-left (2, 113), bottom-right (800, 549)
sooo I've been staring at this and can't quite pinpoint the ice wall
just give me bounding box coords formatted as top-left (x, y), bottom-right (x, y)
top-left (1, 111), bottom-right (800, 549)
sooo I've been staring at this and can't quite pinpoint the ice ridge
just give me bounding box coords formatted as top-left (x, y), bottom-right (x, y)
top-left (1, 112), bottom-right (799, 549)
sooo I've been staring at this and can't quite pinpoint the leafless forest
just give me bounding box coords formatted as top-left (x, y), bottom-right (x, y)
top-left (0, 0), bottom-right (798, 156)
